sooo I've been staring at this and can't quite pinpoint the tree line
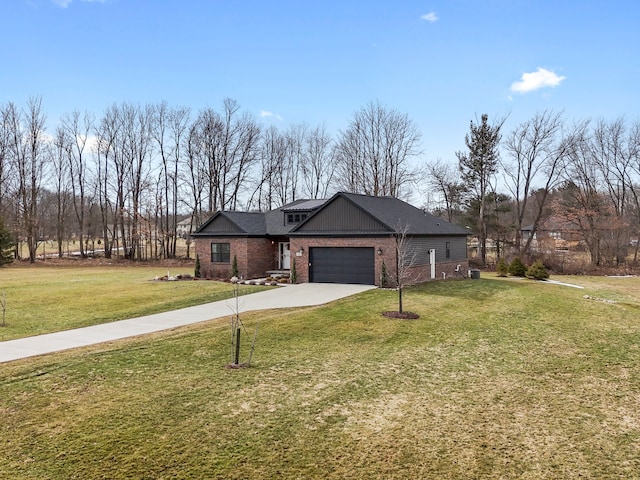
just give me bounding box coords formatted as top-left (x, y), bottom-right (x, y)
top-left (0, 98), bottom-right (420, 262)
top-left (427, 111), bottom-right (640, 267)
top-left (1, 96), bottom-right (639, 267)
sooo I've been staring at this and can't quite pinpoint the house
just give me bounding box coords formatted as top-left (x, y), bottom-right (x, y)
top-left (192, 192), bottom-right (469, 285)
top-left (522, 218), bottom-right (583, 252)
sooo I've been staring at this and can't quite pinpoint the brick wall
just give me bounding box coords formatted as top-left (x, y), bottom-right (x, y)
top-left (290, 237), bottom-right (469, 286)
top-left (290, 236), bottom-right (396, 286)
top-left (194, 237), bottom-right (277, 280)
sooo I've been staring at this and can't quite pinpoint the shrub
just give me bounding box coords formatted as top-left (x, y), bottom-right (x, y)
top-left (527, 260), bottom-right (549, 280)
top-left (496, 257), bottom-right (508, 277)
top-left (194, 254), bottom-right (201, 278)
top-left (380, 261), bottom-right (388, 287)
top-left (290, 259), bottom-right (297, 284)
top-left (231, 255), bottom-right (239, 278)
top-left (0, 217), bottom-right (14, 266)
top-left (508, 257), bottom-right (527, 277)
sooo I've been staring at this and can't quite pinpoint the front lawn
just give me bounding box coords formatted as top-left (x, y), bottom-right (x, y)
top-left (0, 265), bottom-right (262, 341)
top-left (1, 274), bottom-right (640, 478)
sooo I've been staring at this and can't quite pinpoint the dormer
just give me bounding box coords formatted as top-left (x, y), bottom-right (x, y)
top-left (281, 199), bottom-right (326, 227)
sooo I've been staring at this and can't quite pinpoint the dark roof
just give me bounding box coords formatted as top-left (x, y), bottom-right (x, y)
top-left (191, 211), bottom-right (266, 236)
top-left (193, 193), bottom-right (467, 237)
top-left (284, 199), bottom-right (326, 211)
top-left (223, 212), bottom-right (266, 235)
top-left (292, 192), bottom-right (468, 236)
top-left (192, 199), bottom-right (323, 237)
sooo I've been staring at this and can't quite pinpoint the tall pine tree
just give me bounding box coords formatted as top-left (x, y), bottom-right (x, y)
top-left (456, 114), bottom-right (503, 264)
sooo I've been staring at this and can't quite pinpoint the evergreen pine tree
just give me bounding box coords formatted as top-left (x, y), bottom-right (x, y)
top-left (0, 217), bottom-right (14, 266)
top-left (508, 257), bottom-right (527, 277)
top-left (526, 260), bottom-right (549, 280)
top-left (496, 257), bottom-right (508, 277)
top-left (194, 254), bottom-right (201, 278)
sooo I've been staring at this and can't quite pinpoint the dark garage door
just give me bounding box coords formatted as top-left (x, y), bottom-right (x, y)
top-left (309, 247), bottom-right (375, 284)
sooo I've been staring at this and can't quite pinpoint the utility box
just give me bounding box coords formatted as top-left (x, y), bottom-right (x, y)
top-left (470, 269), bottom-right (481, 280)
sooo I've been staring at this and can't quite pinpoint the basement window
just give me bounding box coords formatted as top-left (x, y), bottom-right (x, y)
top-left (211, 242), bottom-right (231, 263)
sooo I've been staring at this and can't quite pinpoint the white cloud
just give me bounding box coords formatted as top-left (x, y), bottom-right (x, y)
top-left (260, 110), bottom-right (283, 121)
top-left (420, 12), bottom-right (438, 23)
top-left (510, 67), bottom-right (566, 94)
top-left (52, 0), bottom-right (106, 7)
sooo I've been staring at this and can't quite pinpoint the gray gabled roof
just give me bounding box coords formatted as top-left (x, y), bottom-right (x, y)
top-left (191, 211), bottom-right (266, 236)
top-left (292, 192), bottom-right (468, 236)
top-left (192, 199), bottom-right (324, 237)
top-left (192, 193), bottom-right (468, 238)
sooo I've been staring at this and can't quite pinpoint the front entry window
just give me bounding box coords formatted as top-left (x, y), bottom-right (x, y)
top-left (211, 242), bottom-right (230, 263)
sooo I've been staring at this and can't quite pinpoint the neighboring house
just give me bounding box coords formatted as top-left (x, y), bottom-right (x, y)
top-left (192, 192), bottom-right (469, 286)
top-left (522, 218), bottom-right (583, 252)
top-left (177, 216), bottom-right (200, 238)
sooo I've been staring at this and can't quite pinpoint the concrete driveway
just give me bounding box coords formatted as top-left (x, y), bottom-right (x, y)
top-left (0, 283), bottom-right (376, 363)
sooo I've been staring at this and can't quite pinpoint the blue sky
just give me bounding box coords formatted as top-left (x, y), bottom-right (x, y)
top-left (3, 0), bottom-right (639, 163)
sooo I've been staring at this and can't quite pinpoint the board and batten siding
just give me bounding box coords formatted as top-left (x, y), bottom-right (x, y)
top-left (296, 196), bottom-right (389, 233)
top-left (201, 215), bottom-right (241, 234)
top-left (405, 236), bottom-right (467, 265)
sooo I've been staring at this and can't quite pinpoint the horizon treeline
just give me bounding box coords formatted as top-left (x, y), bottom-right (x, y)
top-left (1, 96), bottom-right (639, 267)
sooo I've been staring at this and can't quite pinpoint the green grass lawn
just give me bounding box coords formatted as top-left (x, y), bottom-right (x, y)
top-left (1, 273), bottom-right (640, 478)
top-left (0, 265), bottom-right (263, 341)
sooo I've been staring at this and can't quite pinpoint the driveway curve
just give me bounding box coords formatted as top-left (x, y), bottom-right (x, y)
top-left (0, 283), bottom-right (375, 363)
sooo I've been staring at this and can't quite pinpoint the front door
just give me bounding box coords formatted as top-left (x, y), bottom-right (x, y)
top-left (279, 242), bottom-right (290, 269)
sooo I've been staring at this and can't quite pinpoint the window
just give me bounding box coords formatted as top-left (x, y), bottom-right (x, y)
top-left (446, 242), bottom-right (451, 259)
top-left (287, 212), bottom-right (307, 224)
top-left (211, 242), bottom-right (230, 263)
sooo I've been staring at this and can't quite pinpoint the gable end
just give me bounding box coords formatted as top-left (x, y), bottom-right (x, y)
top-left (197, 214), bottom-right (244, 235)
top-left (294, 195), bottom-right (390, 233)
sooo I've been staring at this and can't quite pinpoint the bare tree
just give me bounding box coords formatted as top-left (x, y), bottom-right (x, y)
top-left (626, 120), bottom-right (640, 261)
top-left (52, 126), bottom-right (72, 257)
top-left (190, 99), bottom-right (260, 212)
top-left (8, 97), bottom-right (49, 263)
top-left (390, 223), bottom-right (423, 315)
top-left (301, 124), bottom-right (335, 199)
top-left (250, 125), bottom-right (287, 211)
top-left (503, 111), bottom-right (570, 255)
top-left (152, 102), bottom-right (190, 258)
top-left (121, 103), bottom-right (154, 260)
top-left (591, 117), bottom-right (633, 265)
top-left (94, 105), bottom-right (120, 259)
top-left (61, 110), bottom-right (94, 258)
top-left (556, 121), bottom-right (609, 266)
top-left (335, 100), bottom-right (422, 198)
top-left (0, 103), bottom-right (11, 217)
top-left (423, 158), bottom-right (464, 223)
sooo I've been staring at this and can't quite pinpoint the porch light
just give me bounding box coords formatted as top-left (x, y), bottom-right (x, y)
top-left (298, 247), bottom-right (304, 255)
top-left (377, 248), bottom-right (383, 255)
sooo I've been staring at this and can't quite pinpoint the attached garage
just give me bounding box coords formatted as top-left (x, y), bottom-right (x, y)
top-left (309, 247), bottom-right (375, 285)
